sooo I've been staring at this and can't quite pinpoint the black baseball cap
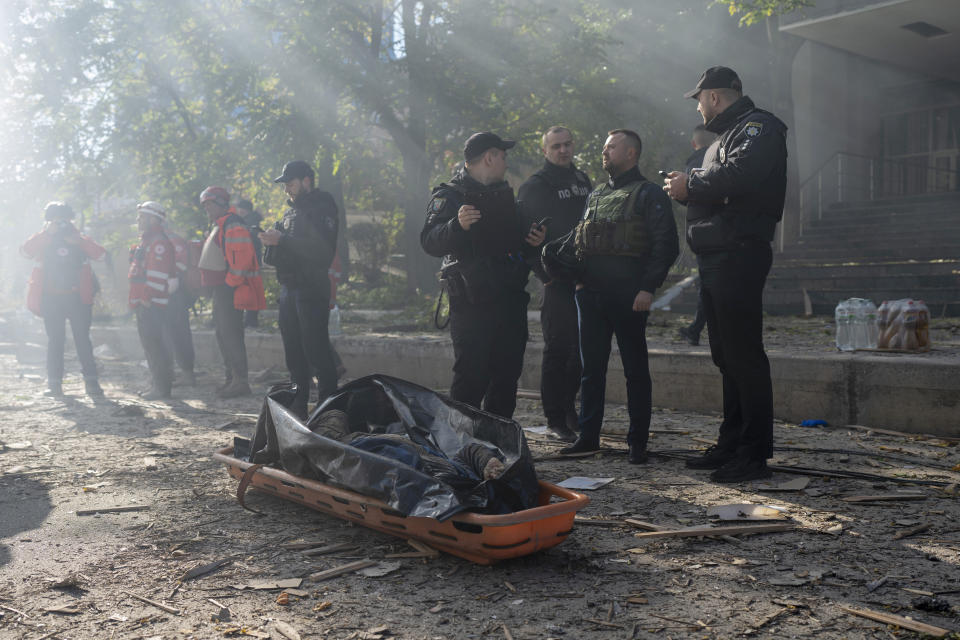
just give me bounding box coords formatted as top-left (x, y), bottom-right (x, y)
top-left (684, 66), bottom-right (743, 99)
top-left (273, 160), bottom-right (315, 183)
top-left (464, 132), bottom-right (515, 162)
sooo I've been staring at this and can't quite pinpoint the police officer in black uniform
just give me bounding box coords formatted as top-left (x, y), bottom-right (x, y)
top-left (559, 129), bottom-right (679, 463)
top-left (664, 66), bottom-right (787, 482)
top-left (517, 126), bottom-right (592, 441)
top-left (421, 132), bottom-right (546, 419)
top-left (261, 160), bottom-right (340, 419)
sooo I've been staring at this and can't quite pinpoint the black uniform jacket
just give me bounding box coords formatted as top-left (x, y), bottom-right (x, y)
top-left (684, 146), bottom-right (708, 175)
top-left (580, 166), bottom-right (679, 296)
top-left (264, 188), bottom-right (338, 290)
top-left (421, 168), bottom-right (533, 300)
top-left (517, 161), bottom-right (592, 283)
top-left (685, 96), bottom-right (788, 254)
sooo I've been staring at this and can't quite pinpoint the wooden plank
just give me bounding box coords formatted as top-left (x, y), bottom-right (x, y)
top-left (308, 560), bottom-right (377, 582)
top-left (842, 494), bottom-right (926, 503)
top-left (839, 606), bottom-right (951, 637)
top-left (406, 539), bottom-right (439, 556)
top-left (574, 517), bottom-right (623, 527)
top-left (844, 423), bottom-right (960, 443)
top-left (301, 542), bottom-right (358, 556)
top-left (633, 523), bottom-right (794, 540)
top-left (624, 519), bottom-right (742, 545)
top-left (76, 505), bottom-right (150, 516)
top-left (180, 557), bottom-right (232, 581)
top-left (124, 591), bottom-right (181, 615)
top-left (892, 523), bottom-right (931, 540)
top-left (281, 541), bottom-right (331, 551)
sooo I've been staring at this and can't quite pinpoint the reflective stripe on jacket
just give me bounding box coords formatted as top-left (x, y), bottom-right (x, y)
top-left (128, 230), bottom-right (176, 308)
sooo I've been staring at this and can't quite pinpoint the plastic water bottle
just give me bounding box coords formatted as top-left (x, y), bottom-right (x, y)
top-left (329, 304), bottom-right (342, 337)
top-left (835, 299), bottom-right (852, 351)
top-left (851, 298), bottom-right (867, 349)
top-left (863, 299), bottom-right (878, 349)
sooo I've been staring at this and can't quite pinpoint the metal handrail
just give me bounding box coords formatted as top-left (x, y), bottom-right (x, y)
top-left (799, 150), bottom-right (960, 192)
top-left (797, 149), bottom-right (960, 238)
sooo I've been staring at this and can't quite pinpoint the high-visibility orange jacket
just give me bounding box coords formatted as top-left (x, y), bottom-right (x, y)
top-left (128, 228), bottom-right (177, 309)
top-left (200, 213), bottom-right (265, 311)
top-left (21, 223), bottom-right (105, 315)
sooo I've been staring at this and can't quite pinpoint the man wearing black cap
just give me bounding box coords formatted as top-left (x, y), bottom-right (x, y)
top-left (517, 126), bottom-right (592, 441)
top-left (663, 66), bottom-right (788, 482)
top-left (421, 132), bottom-right (546, 419)
top-left (261, 160), bottom-right (340, 419)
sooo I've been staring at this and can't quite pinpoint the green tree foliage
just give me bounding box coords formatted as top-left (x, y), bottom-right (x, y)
top-left (1, 0), bottom-right (637, 297)
top-left (712, 0), bottom-right (814, 26)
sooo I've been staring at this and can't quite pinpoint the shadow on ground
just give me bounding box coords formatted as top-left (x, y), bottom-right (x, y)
top-left (0, 472), bottom-right (52, 569)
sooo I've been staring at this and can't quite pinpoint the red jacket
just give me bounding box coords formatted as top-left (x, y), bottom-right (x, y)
top-left (128, 228), bottom-right (177, 309)
top-left (21, 223), bottom-right (105, 315)
top-left (200, 213), bottom-right (265, 310)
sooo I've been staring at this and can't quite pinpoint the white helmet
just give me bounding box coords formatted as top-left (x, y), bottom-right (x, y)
top-left (137, 201), bottom-right (166, 220)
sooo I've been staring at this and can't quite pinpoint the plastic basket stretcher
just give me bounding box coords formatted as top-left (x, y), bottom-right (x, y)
top-left (214, 446), bottom-right (589, 565)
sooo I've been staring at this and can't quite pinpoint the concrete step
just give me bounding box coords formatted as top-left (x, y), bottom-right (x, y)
top-left (819, 206), bottom-right (960, 221)
top-left (768, 260), bottom-right (960, 277)
top-left (764, 287), bottom-right (960, 314)
top-left (794, 236), bottom-right (960, 251)
top-left (827, 191), bottom-right (960, 213)
top-left (767, 270), bottom-right (960, 289)
top-left (778, 245), bottom-right (960, 261)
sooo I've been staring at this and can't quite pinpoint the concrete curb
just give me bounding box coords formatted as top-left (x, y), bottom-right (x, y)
top-left (89, 326), bottom-right (959, 437)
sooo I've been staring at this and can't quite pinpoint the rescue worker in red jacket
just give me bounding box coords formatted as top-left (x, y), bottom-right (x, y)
top-left (21, 202), bottom-right (106, 398)
top-left (160, 218), bottom-right (197, 386)
top-left (198, 186), bottom-right (266, 398)
top-left (129, 202), bottom-right (179, 399)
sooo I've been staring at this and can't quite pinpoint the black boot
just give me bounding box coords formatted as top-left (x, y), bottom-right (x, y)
top-left (44, 381), bottom-right (64, 397)
top-left (710, 457), bottom-right (772, 483)
top-left (628, 445), bottom-right (648, 464)
top-left (685, 445), bottom-right (735, 469)
top-left (547, 421), bottom-right (577, 443)
top-left (677, 326), bottom-right (700, 346)
top-left (84, 378), bottom-right (104, 398)
top-left (560, 437), bottom-right (600, 455)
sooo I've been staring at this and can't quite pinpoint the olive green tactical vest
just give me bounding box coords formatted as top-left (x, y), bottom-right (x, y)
top-left (574, 180), bottom-right (649, 257)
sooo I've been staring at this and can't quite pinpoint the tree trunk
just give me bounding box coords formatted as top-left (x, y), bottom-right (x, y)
top-left (401, 152), bottom-right (438, 292)
top-left (399, 0), bottom-right (438, 292)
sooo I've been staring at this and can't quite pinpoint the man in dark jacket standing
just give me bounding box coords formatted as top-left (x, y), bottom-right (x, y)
top-left (677, 124), bottom-right (717, 347)
top-left (261, 161), bottom-right (340, 419)
top-left (664, 67), bottom-right (787, 482)
top-left (517, 126), bottom-right (592, 441)
top-left (560, 129), bottom-right (679, 463)
top-left (421, 132), bottom-right (546, 419)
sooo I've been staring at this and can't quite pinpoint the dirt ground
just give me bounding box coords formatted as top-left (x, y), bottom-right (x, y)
top-left (2, 313), bottom-right (960, 640)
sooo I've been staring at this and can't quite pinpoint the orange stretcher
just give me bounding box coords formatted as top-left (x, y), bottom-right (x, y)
top-left (214, 446), bottom-right (589, 564)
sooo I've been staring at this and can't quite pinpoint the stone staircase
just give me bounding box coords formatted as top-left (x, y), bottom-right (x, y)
top-left (665, 192), bottom-right (960, 316)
